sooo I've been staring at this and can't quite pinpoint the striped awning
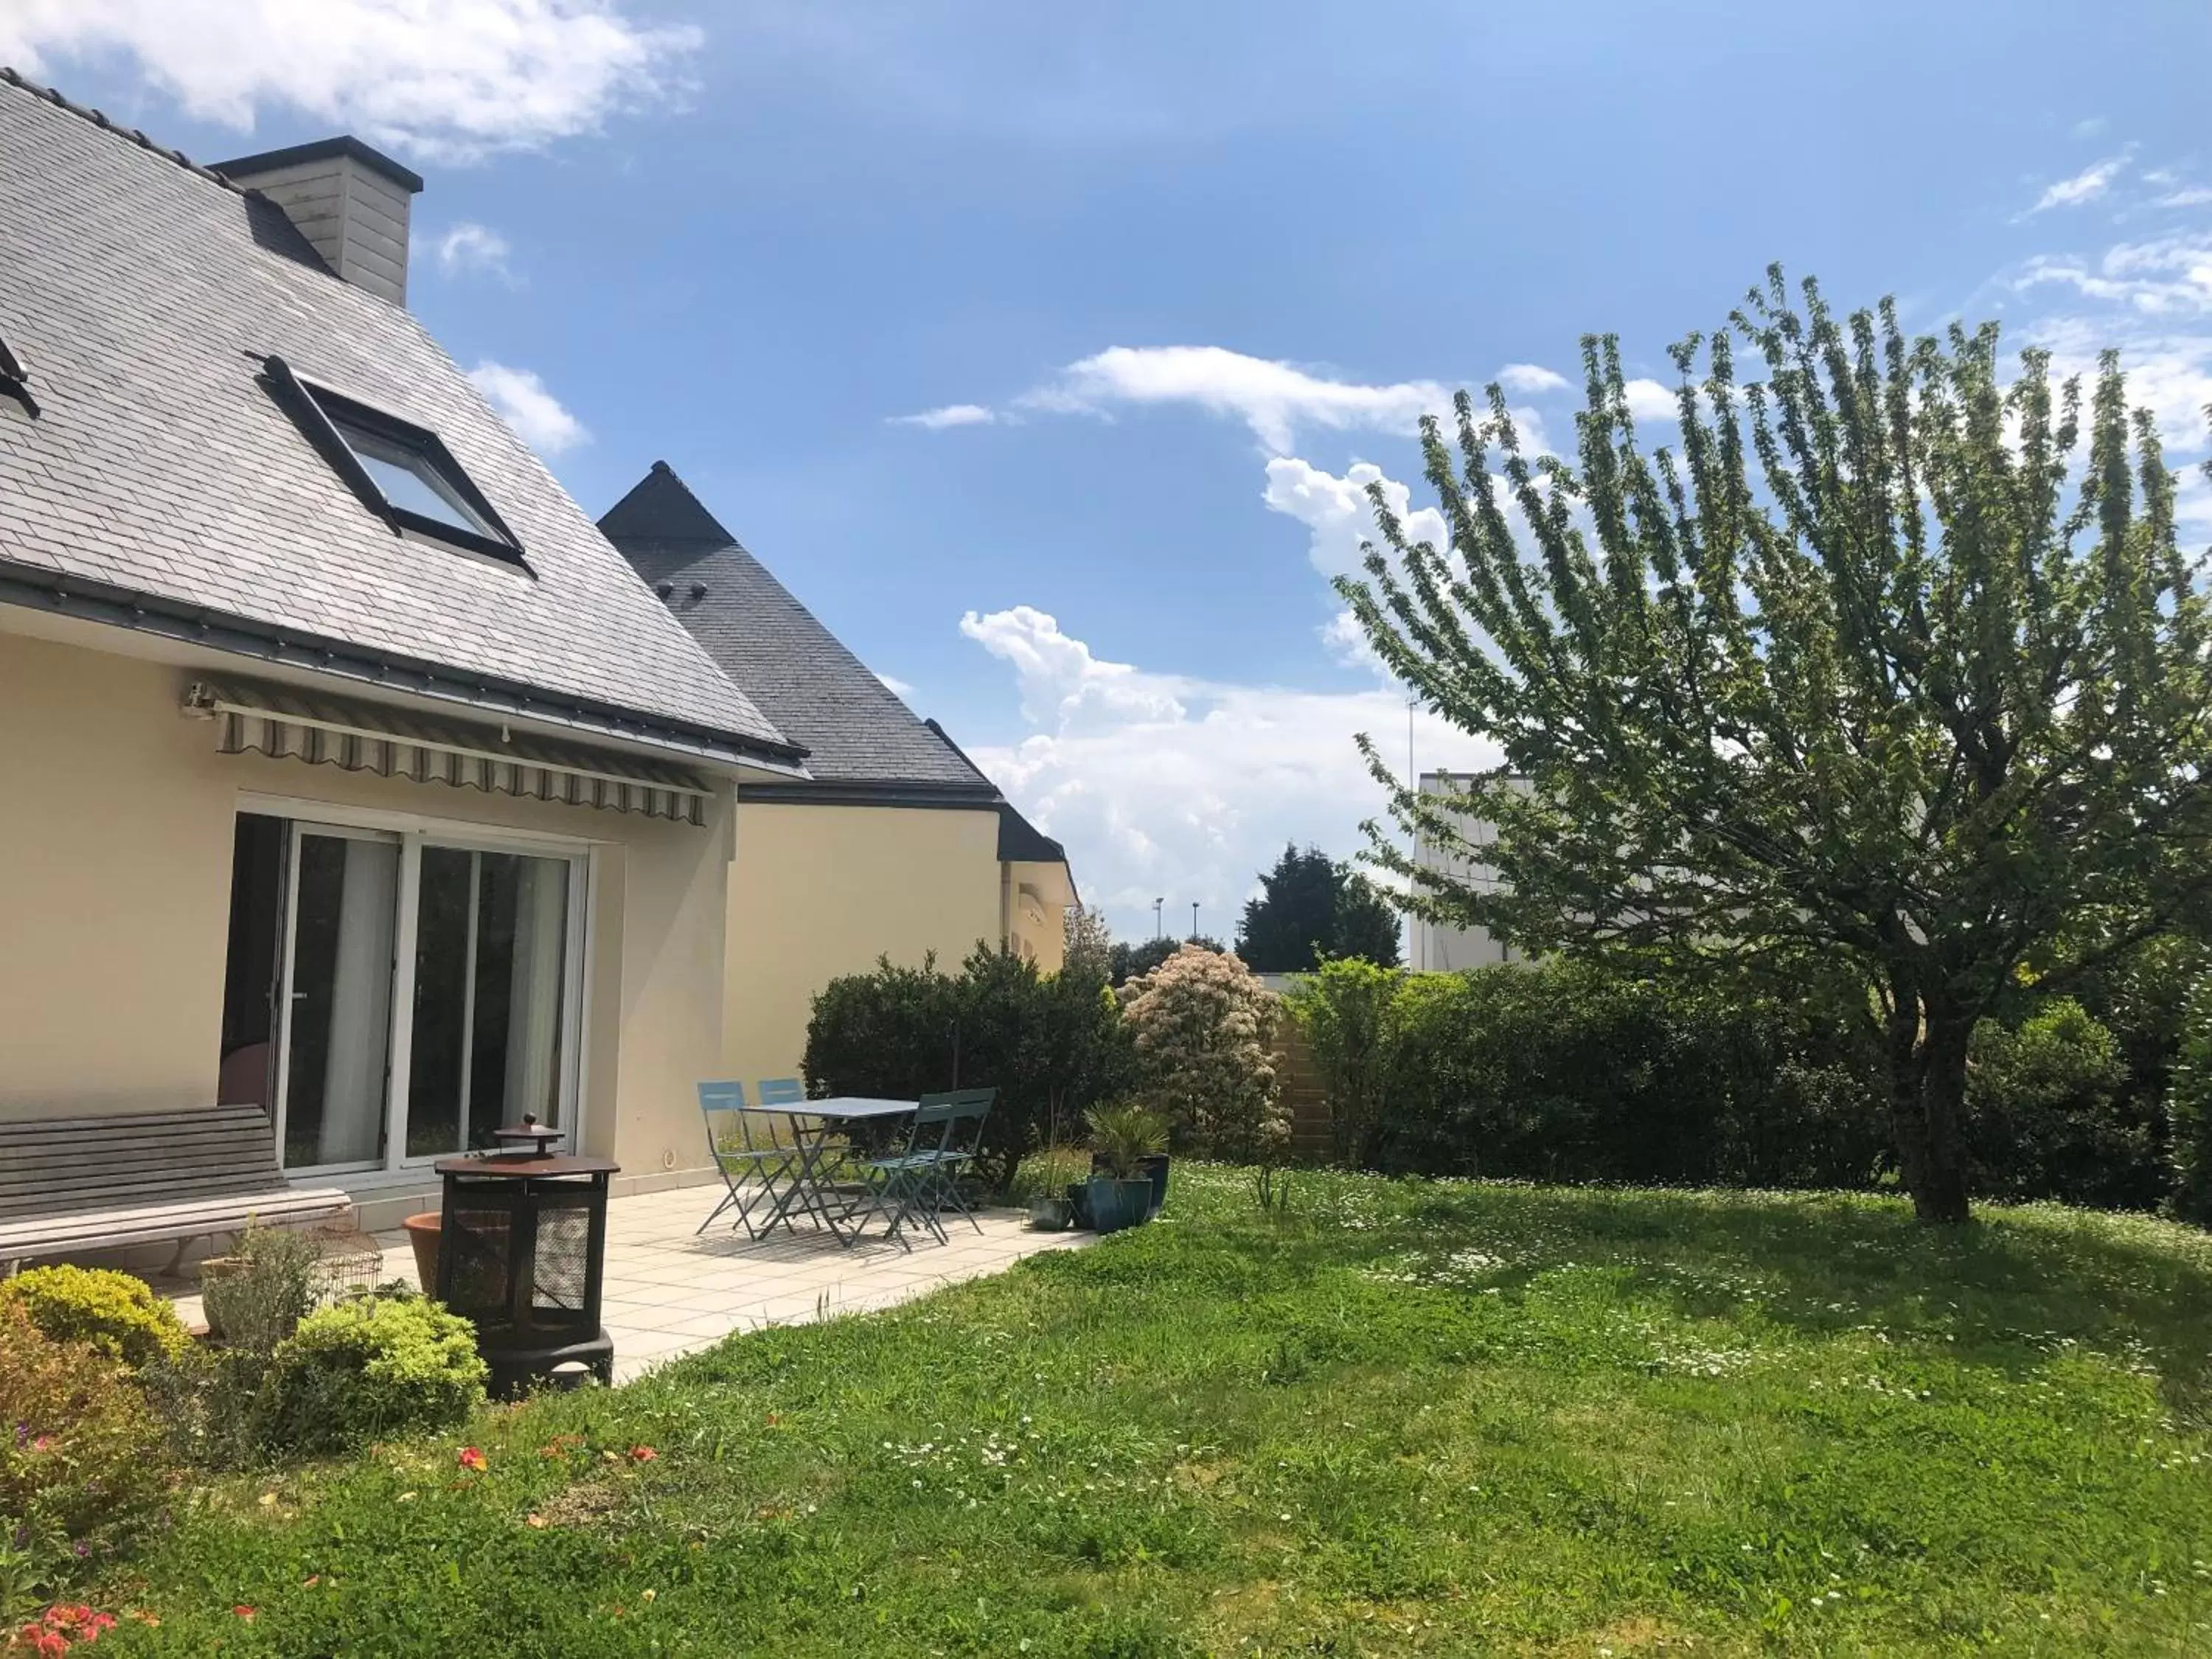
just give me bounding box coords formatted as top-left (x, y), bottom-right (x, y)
top-left (186, 677), bottom-right (715, 826)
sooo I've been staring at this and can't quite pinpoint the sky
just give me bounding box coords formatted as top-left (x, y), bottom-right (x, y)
top-left (6, 0), bottom-right (2212, 942)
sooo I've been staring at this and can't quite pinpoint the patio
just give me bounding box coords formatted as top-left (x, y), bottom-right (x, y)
top-left (161, 1186), bottom-right (1093, 1382)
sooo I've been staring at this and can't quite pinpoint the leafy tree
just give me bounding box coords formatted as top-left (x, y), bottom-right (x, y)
top-left (1338, 267), bottom-right (2212, 1222)
top-left (1108, 934), bottom-right (1222, 987)
top-left (1062, 906), bottom-right (1114, 984)
top-left (1236, 844), bottom-right (1404, 972)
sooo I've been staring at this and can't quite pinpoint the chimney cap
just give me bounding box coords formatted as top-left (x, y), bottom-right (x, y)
top-left (212, 136), bottom-right (423, 195)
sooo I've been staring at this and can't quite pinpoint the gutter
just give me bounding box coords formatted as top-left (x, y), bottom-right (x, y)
top-left (0, 558), bottom-right (812, 775)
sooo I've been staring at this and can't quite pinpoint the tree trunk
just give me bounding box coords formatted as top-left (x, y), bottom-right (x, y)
top-left (1885, 984), bottom-right (1975, 1224)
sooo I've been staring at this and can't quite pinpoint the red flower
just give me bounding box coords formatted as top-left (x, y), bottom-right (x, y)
top-left (232, 1606), bottom-right (257, 1621)
top-left (627, 1445), bottom-right (658, 1464)
top-left (457, 1447), bottom-right (488, 1472)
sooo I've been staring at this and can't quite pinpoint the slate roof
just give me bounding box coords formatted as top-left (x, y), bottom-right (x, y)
top-left (0, 71), bottom-right (797, 767)
top-left (600, 462), bottom-right (998, 796)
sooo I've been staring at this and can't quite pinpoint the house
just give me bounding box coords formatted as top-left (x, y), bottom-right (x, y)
top-left (0, 72), bottom-right (813, 1233)
top-left (597, 462), bottom-right (1077, 1086)
top-left (1410, 771), bottom-right (1520, 970)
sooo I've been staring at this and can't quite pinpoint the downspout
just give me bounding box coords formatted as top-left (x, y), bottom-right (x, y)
top-left (999, 861), bottom-right (1012, 951)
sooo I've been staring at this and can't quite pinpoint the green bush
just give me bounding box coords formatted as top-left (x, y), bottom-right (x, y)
top-left (1285, 958), bottom-right (1402, 1166)
top-left (0, 1302), bottom-right (176, 1579)
top-left (804, 945), bottom-right (1133, 1191)
top-left (201, 1224), bottom-right (324, 1354)
top-left (1965, 999), bottom-right (2160, 1208)
top-left (1295, 959), bottom-right (1888, 1189)
top-left (2163, 977), bottom-right (2212, 1225)
top-left (0, 1265), bottom-right (187, 1371)
top-left (258, 1294), bottom-right (487, 1455)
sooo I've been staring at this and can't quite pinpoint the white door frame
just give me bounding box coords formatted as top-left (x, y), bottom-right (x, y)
top-left (247, 793), bottom-right (596, 1180)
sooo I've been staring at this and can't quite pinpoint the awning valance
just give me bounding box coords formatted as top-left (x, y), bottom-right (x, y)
top-left (186, 678), bottom-right (715, 826)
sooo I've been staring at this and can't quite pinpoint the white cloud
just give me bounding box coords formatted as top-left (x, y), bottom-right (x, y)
top-left (2028, 153), bottom-right (2130, 214)
top-left (2017, 233), bottom-right (2212, 317)
top-left (1496, 362), bottom-right (1570, 394)
top-left (467, 361), bottom-right (588, 454)
top-left (2158, 187), bottom-right (2212, 209)
top-left (1262, 456), bottom-right (1448, 580)
top-left (2073, 116), bottom-right (2107, 139)
top-left (433, 221), bottom-right (512, 280)
top-left (1621, 377), bottom-right (1678, 423)
top-left (1019, 345), bottom-right (1451, 453)
top-left (958, 605), bottom-right (1491, 936)
top-left (876, 672), bottom-right (917, 698)
top-left (889, 403), bottom-right (997, 430)
top-left (0, 0), bottom-right (700, 161)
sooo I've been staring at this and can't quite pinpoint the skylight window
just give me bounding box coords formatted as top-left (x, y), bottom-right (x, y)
top-left (263, 355), bottom-right (524, 566)
top-left (0, 333), bottom-right (33, 416)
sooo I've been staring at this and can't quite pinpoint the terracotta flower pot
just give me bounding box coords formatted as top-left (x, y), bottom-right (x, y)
top-left (402, 1212), bottom-right (441, 1293)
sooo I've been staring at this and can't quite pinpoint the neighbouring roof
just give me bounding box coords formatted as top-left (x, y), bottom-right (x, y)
top-left (600, 462), bottom-right (998, 796)
top-left (996, 800), bottom-right (1068, 866)
top-left (0, 70), bottom-right (799, 768)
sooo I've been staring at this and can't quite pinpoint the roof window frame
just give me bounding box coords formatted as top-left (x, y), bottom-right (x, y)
top-left (264, 355), bottom-right (527, 569)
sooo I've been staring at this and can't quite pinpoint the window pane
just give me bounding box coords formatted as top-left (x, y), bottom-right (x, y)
top-left (333, 418), bottom-right (492, 535)
top-left (404, 847), bottom-right (570, 1159)
top-left (282, 833), bottom-right (396, 1169)
top-left (405, 846), bottom-right (474, 1158)
top-left (473, 853), bottom-right (570, 1130)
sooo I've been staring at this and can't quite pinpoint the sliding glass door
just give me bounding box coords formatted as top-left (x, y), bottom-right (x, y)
top-left (405, 847), bottom-right (573, 1158)
top-left (232, 812), bottom-right (588, 1179)
top-left (277, 826), bottom-right (399, 1171)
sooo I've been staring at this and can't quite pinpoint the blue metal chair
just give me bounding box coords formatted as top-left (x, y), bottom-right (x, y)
top-left (854, 1088), bottom-right (995, 1247)
top-left (756, 1077), bottom-right (807, 1106)
top-left (696, 1079), bottom-right (799, 1239)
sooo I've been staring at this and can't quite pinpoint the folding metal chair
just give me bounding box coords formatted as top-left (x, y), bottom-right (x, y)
top-left (852, 1088), bottom-right (995, 1247)
top-left (695, 1079), bottom-right (799, 1239)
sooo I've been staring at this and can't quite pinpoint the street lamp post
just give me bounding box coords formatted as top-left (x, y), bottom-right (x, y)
top-left (1153, 897), bottom-right (1164, 939)
top-left (1190, 900), bottom-right (1200, 942)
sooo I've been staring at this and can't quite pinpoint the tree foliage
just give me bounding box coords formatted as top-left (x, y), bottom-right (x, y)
top-left (1237, 844), bottom-right (1403, 972)
top-left (1339, 266), bottom-right (2212, 1222)
top-left (1108, 934), bottom-right (1222, 987)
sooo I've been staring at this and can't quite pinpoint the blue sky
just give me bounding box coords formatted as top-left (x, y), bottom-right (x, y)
top-left (9, 0), bottom-right (2212, 939)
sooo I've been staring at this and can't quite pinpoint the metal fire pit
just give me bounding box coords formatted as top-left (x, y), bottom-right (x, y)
top-left (433, 1150), bottom-right (617, 1397)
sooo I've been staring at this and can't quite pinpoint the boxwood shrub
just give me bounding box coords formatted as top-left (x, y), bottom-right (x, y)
top-left (259, 1294), bottom-right (487, 1454)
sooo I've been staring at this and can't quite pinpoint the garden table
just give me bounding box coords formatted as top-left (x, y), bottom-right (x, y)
top-left (734, 1096), bottom-right (917, 1246)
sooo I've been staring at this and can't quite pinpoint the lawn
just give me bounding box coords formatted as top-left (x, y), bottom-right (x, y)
top-left (99, 1167), bottom-right (2212, 1656)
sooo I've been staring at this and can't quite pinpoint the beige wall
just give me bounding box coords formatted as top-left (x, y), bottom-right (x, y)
top-left (724, 800), bottom-right (1002, 1086)
top-left (0, 630), bottom-right (733, 1183)
top-left (1004, 861), bottom-right (1071, 973)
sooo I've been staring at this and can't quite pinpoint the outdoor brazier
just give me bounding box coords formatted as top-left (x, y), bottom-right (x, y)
top-left (434, 1141), bottom-right (616, 1396)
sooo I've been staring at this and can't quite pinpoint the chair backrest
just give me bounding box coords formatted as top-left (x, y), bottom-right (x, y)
top-left (698, 1079), bottom-right (747, 1115)
top-left (911, 1087), bottom-right (995, 1157)
top-left (698, 1079), bottom-right (756, 1159)
top-left (756, 1077), bottom-right (807, 1107)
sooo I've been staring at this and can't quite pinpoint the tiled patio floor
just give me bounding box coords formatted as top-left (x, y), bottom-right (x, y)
top-left (165, 1185), bottom-right (1092, 1382)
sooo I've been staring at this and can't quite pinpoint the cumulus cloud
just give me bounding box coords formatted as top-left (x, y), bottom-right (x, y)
top-left (1621, 377), bottom-right (1679, 422)
top-left (1018, 345), bottom-right (1451, 453)
top-left (888, 403), bottom-right (997, 430)
top-left (467, 361), bottom-right (589, 454)
top-left (1495, 362), bottom-right (1570, 394)
top-left (956, 605), bottom-right (1491, 936)
top-left (2028, 153), bottom-right (2130, 214)
top-left (0, 0), bottom-right (700, 161)
top-left (433, 221), bottom-right (512, 280)
top-left (876, 672), bottom-right (917, 698)
top-left (1261, 456), bottom-right (1448, 579)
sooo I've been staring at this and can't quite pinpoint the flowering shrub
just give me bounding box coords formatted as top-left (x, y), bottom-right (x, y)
top-left (0, 1304), bottom-right (175, 1581)
top-left (0, 1267), bottom-right (187, 1372)
top-left (1120, 945), bottom-right (1287, 1161)
top-left (258, 1295), bottom-right (487, 1454)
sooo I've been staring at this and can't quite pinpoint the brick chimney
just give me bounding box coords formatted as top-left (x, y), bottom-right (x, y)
top-left (212, 137), bottom-right (424, 306)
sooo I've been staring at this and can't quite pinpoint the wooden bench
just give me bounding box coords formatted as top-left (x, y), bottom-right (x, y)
top-left (0, 1105), bottom-right (351, 1273)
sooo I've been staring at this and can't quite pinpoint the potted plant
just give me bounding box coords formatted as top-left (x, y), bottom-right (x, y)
top-left (1090, 1140), bottom-right (1172, 1218)
top-left (1084, 1104), bottom-right (1168, 1234)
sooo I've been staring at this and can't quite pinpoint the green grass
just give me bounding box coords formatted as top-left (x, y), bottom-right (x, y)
top-left (98, 1168), bottom-right (2212, 1655)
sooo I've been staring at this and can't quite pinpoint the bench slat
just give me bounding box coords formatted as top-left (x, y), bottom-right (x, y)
top-left (0, 1107), bottom-right (353, 1264)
